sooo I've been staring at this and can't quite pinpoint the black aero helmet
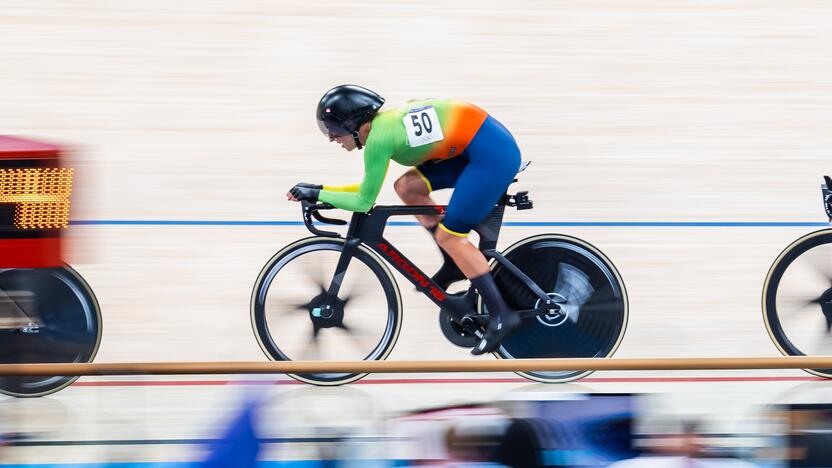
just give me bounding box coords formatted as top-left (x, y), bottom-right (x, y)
top-left (316, 84), bottom-right (385, 149)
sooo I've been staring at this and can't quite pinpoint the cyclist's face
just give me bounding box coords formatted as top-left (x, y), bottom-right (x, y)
top-left (330, 133), bottom-right (357, 151)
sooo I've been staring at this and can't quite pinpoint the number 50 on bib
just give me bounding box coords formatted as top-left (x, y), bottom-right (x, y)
top-left (403, 106), bottom-right (444, 147)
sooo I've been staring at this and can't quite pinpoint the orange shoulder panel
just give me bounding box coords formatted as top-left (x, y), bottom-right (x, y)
top-left (429, 103), bottom-right (488, 160)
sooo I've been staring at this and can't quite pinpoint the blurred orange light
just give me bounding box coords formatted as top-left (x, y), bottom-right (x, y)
top-left (0, 167), bottom-right (73, 229)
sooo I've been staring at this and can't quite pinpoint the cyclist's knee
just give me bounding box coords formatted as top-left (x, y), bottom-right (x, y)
top-left (394, 171), bottom-right (429, 201)
top-left (436, 226), bottom-right (470, 250)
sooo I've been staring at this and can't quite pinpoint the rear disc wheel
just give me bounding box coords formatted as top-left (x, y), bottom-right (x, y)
top-left (481, 234), bottom-right (628, 383)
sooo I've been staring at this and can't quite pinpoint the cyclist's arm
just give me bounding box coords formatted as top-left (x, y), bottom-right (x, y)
top-left (322, 183), bottom-right (360, 193)
top-left (318, 148), bottom-right (390, 212)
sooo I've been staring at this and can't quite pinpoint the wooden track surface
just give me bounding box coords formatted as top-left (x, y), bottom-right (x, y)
top-left (0, 1), bottom-right (831, 463)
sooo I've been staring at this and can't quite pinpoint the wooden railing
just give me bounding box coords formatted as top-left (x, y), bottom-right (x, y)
top-left (0, 356), bottom-right (829, 376)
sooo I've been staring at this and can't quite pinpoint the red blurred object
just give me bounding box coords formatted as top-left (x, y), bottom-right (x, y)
top-left (0, 136), bottom-right (62, 160)
top-left (0, 136), bottom-right (66, 268)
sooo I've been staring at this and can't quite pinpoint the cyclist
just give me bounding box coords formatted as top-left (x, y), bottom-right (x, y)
top-left (287, 84), bottom-right (522, 354)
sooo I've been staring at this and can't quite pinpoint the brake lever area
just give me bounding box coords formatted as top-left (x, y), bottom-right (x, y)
top-left (313, 209), bottom-right (347, 226)
top-left (301, 201), bottom-right (343, 238)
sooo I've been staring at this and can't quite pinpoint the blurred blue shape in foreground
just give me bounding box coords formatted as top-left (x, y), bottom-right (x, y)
top-left (200, 398), bottom-right (261, 468)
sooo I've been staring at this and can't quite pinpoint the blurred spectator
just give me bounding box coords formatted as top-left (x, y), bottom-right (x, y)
top-left (784, 406), bottom-right (832, 467)
top-left (200, 398), bottom-right (261, 468)
top-left (494, 418), bottom-right (548, 468)
top-left (607, 421), bottom-right (756, 468)
top-left (442, 424), bottom-right (507, 467)
top-left (390, 404), bottom-right (509, 465)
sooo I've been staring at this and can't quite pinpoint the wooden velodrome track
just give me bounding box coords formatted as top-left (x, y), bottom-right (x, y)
top-left (1, 0), bottom-right (832, 465)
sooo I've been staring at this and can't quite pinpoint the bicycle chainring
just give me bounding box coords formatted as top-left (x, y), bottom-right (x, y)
top-left (439, 308), bottom-right (480, 348)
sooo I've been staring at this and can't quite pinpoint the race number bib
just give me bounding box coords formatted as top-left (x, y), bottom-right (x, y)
top-left (403, 106), bottom-right (444, 147)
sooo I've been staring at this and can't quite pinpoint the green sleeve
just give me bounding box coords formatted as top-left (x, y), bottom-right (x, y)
top-left (318, 144), bottom-right (391, 213)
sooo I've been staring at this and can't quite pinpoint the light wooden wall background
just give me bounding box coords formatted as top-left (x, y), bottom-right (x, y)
top-left (1, 0), bottom-right (831, 364)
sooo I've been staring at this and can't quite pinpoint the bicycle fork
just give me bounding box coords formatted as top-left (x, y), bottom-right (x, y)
top-left (313, 238), bottom-right (362, 320)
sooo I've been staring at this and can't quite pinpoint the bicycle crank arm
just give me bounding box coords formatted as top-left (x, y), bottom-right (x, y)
top-left (458, 313), bottom-right (489, 328)
top-left (458, 307), bottom-right (563, 327)
top-left (517, 307), bottom-right (560, 320)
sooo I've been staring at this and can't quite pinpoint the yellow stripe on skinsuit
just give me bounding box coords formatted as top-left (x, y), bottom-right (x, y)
top-left (322, 184), bottom-right (361, 193)
top-left (438, 222), bottom-right (469, 237)
top-left (412, 168), bottom-right (433, 192)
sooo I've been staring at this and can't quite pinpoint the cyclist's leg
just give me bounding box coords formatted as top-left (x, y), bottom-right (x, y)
top-left (392, 171), bottom-right (434, 227)
top-left (434, 156), bottom-right (518, 277)
top-left (436, 116), bottom-right (521, 274)
top-left (394, 156), bottom-right (469, 227)
top-left (434, 115), bottom-right (522, 354)
top-left (394, 156), bottom-right (470, 289)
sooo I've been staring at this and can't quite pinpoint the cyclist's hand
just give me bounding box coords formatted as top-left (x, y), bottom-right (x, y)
top-left (288, 183), bottom-right (321, 203)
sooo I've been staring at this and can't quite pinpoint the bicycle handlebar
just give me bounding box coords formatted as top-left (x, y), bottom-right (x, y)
top-left (298, 187), bottom-right (534, 238)
top-left (301, 201), bottom-right (345, 238)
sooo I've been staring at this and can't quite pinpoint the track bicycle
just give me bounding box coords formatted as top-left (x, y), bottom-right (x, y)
top-left (0, 135), bottom-right (101, 398)
top-left (251, 164), bottom-right (628, 385)
top-left (763, 176), bottom-right (832, 377)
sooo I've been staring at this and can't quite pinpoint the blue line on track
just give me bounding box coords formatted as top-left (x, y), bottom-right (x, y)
top-left (70, 220), bottom-right (831, 227)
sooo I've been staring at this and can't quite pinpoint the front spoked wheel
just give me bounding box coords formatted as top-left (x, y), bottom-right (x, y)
top-left (482, 234), bottom-right (628, 383)
top-left (763, 229), bottom-right (832, 378)
top-left (251, 237), bottom-right (402, 385)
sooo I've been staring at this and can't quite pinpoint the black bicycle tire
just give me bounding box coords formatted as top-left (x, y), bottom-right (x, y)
top-left (0, 265), bottom-right (102, 398)
top-left (480, 233), bottom-right (628, 383)
top-left (250, 237), bottom-right (402, 385)
top-left (762, 228), bottom-right (832, 378)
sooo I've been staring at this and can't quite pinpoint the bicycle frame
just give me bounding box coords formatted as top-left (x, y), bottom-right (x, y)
top-left (301, 189), bottom-right (560, 324)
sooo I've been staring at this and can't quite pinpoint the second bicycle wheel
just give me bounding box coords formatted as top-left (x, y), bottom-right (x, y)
top-left (763, 229), bottom-right (832, 377)
top-left (482, 234), bottom-right (628, 383)
top-left (251, 237), bottom-right (402, 385)
top-left (0, 266), bottom-right (102, 397)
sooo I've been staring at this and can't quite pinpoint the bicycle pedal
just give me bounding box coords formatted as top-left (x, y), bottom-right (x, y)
top-left (459, 315), bottom-right (475, 328)
top-left (460, 313), bottom-right (489, 327)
